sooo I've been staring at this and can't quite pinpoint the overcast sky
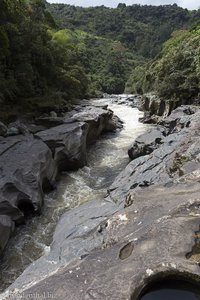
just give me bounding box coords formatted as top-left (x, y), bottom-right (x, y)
top-left (47, 0), bottom-right (199, 10)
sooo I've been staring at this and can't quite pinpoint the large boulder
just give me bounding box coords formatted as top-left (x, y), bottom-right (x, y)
top-left (0, 135), bottom-right (57, 243)
top-left (128, 126), bottom-right (166, 160)
top-left (109, 106), bottom-right (200, 203)
top-left (139, 94), bottom-right (175, 123)
top-left (35, 122), bottom-right (89, 172)
top-left (66, 106), bottom-right (117, 144)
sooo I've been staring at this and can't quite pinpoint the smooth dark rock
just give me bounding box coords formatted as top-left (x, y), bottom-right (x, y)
top-left (4, 182), bottom-right (200, 299)
top-left (2, 105), bottom-right (200, 300)
top-left (6, 127), bottom-right (20, 136)
top-left (8, 121), bottom-right (29, 135)
top-left (0, 103), bottom-right (118, 256)
top-left (67, 106), bottom-right (117, 144)
top-left (128, 127), bottom-right (166, 160)
top-left (0, 215), bottom-right (14, 255)
top-left (0, 135), bottom-right (57, 248)
top-left (139, 94), bottom-right (174, 123)
top-left (0, 122), bottom-right (7, 137)
top-left (109, 106), bottom-right (200, 203)
top-left (35, 122), bottom-right (88, 171)
top-left (35, 116), bottom-right (64, 128)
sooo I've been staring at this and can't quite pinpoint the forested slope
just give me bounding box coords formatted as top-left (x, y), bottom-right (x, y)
top-left (128, 24), bottom-right (200, 105)
top-left (1, 1), bottom-right (200, 120)
top-left (48, 3), bottom-right (200, 103)
top-left (0, 0), bottom-right (88, 119)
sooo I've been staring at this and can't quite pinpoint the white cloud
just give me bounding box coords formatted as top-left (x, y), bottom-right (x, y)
top-left (47, 0), bottom-right (200, 10)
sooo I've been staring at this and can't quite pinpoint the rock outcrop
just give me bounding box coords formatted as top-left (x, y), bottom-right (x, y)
top-left (128, 126), bottom-right (166, 160)
top-left (109, 105), bottom-right (200, 203)
top-left (35, 122), bottom-right (88, 171)
top-left (0, 135), bottom-right (57, 253)
top-left (65, 106), bottom-right (118, 144)
top-left (2, 105), bottom-right (200, 299)
top-left (0, 102), bottom-right (119, 256)
top-left (139, 93), bottom-right (176, 124)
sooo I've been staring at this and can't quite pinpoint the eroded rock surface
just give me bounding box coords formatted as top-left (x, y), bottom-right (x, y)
top-left (109, 106), bottom-right (200, 203)
top-left (35, 122), bottom-right (88, 171)
top-left (65, 106), bottom-right (118, 144)
top-left (2, 182), bottom-right (200, 300)
top-left (2, 105), bottom-right (200, 299)
top-left (128, 126), bottom-right (166, 160)
top-left (0, 135), bottom-right (57, 254)
top-left (0, 102), bottom-right (118, 256)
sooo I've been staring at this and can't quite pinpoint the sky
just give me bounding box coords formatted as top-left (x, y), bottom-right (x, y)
top-left (47, 0), bottom-right (199, 10)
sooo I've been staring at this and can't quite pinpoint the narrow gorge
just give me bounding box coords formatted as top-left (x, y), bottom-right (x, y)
top-left (1, 95), bottom-right (200, 299)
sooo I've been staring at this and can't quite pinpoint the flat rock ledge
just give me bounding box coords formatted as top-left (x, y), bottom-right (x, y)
top-left (0, 103), bottom-right (119, 256)
top-left (2, 105), bottom-right (200, 300)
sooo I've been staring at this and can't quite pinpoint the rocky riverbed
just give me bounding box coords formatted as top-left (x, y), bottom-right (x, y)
top-left (0, 101), bottom-right (121, 258)
top-left (1, 95), bottom-right (200, 299)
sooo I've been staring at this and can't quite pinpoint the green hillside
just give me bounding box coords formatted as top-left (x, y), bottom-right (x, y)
top-left (1, 0), bottom-right (200, 120)
top-left (128, 24), bottom-right (200, 104)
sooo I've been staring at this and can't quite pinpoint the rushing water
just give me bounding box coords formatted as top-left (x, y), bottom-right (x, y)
top-left (0, 97), bottom-right (149, 292)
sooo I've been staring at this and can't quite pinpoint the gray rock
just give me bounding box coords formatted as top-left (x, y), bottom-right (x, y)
top-left (3, 182), bottom-right (200, 299)
top-left (128, 126), bottom-right (166, 160)
top-left (0, 215), bottom-right (14, 254)
top-left (0, 122), bottom-right (7, 137)
top-left (139, 93), bottom-right (174, 123)
top-left (0, 135), bottom-right (57, 255)
top-left (2, 105), bottom-right (200, 299)
top-left (109, 106), bottom-right (200, 203)
top-left (50, 111), bottom-right (57, 118)
top-left (66, 106), bottom-right (118, 144)
top-left (8, 121), bottom-right (29, 135)
top-left (7, 127), bottom-right (20, 136)
top-left (35, 122), bottom-right (89, 171)
top-left (35, 116), bottom-right (64, 128)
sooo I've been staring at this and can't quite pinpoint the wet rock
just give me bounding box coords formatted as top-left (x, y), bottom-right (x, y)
top-left (0, 103), bottom-right (118, 257)
top-left (109, 106), bottom-right (200, 203)
top-left (35, 116), bottom-right (64, 128)
top-left (2, 106), bottom-right (200, 299)
top-left (8, 121), bottom-right (29, 135)
top-left (140, 94), bottom-right (174, 123)
top-left (3, 182), bottom-right (200, 300)
top-left (67, 106), bottom-right (118, 144)
top-left (0, 135), bottom-right (57, 255)
top-left (6, 127), bottom-right (20, 136)
top-left (128, 127), bottom-right (166, 160)
top-left (26, 124), bottom-right (46, 134)
top-left (50, 111), bottom-right (57, 118)
top-left (0, 122), bottom-right (7, 137)
top-left (35, 122), bottom-right (89, 171)
top-left (0, 215), bottom-right (14, 255)
top-left (159, 105), bottom-right (198, 134)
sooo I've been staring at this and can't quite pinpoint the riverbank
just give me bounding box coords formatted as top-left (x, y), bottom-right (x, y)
top-left (0, 101), bottom-right (122, 257)
top-left (1, 97), bottom-right (200, 299)
top-left (0, 96), bottom-right (148, 293)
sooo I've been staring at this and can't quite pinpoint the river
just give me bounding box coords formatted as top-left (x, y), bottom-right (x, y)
top-left (0, 96), bottom-right (149, 292)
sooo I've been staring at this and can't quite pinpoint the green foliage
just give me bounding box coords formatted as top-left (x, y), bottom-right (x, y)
top-left (1, 1), bottom-right (200, 112)
top-left (47, 3), bottom-right (197, 59)
top-left (0, 0), bottom-right (89, 112)
top-left (132, 29), bottom-right (200, 103)
top-left (47, 3), bottom-right (200, 96)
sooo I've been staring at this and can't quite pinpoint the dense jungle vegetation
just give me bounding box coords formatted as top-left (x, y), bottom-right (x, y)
top-left (1, 0), bottom-right (200, 118)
